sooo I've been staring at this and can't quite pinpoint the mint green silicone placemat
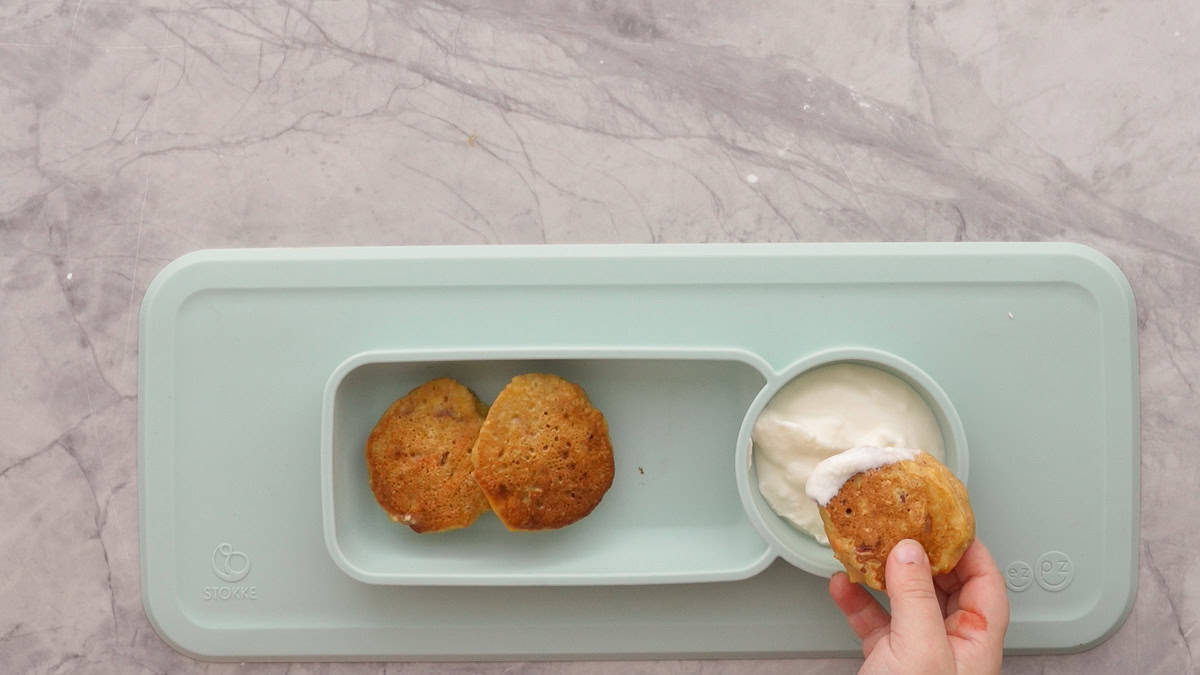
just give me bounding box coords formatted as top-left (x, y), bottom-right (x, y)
top-left (138, 243), bottom-right (1138, 660)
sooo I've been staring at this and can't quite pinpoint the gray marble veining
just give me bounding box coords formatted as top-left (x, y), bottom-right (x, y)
top-left (2, 0), bottom-right (1198, 672)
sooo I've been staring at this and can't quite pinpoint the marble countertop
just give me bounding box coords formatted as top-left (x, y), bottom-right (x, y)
top-left (2, 1), bottom-right (1197, 672)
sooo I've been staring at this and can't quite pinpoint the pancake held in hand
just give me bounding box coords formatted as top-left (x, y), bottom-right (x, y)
top-left (365, 378), bottom-right (491, 533)
top-left (472, 373), bottom-right (614, 531)
top-left (806, 447), bottom-right (974, 590)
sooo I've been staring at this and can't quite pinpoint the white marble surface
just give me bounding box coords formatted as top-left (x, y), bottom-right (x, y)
top-left (1, 0), bottom-right (1197, 672)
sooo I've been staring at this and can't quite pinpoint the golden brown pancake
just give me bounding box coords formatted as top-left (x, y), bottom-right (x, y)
top-left (819, 451), bottom-right (974, 590)
top-left (471, 373), bottom-right (614, 531)
top-left (365, 378), bottom-right (490, 533)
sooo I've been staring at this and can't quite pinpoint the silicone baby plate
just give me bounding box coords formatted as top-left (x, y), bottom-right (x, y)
top-left (139, 243), bottom-right (1138, 660)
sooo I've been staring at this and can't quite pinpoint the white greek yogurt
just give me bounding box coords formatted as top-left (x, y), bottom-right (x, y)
top-left (805, 446), bottom-right (920, 506)
top-left (750, 362), bottom-right (944, 544)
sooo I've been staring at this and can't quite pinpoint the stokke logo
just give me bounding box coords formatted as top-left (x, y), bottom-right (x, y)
top-left (211, 543), bottom-right (250, 582)
top-left (203, 543), bottom-right (258, 601)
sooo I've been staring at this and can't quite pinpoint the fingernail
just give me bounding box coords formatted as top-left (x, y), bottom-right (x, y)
top-left (893, 539), bottom-right (926, 565)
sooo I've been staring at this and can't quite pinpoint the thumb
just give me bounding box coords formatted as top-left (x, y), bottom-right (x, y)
top-left (884, 539), bottom-right (946, 646)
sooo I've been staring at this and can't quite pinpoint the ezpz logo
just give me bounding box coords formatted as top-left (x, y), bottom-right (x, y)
top-left (202, 543), bottom-right (258, 601)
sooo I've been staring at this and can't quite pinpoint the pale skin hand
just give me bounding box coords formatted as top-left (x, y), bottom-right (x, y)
top-left (829, 539), bottom-right (1010, 675)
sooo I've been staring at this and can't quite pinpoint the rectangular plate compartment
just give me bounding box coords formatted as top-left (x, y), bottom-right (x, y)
top-left (323, 349), bottom-right (772, 585)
